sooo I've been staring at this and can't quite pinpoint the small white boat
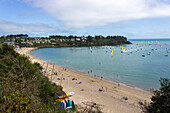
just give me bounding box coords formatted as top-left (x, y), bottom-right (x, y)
top-left (147, 52), bottom-right (151, 55)
top-left (121, 49), bottom-right (125, 53)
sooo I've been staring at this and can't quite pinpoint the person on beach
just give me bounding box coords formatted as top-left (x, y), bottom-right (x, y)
top-left (53, 71), bottom-right (56, 75)
top-left (101, 76), bottom-right (103, 80)
top-left (122, 96), bottom-right (128, 100)
top-left (94, 74), bottom-right (96, 77)
top-left (91, 68), bottom-right (92, 72)
top-left (99, 89), bottom-right (104, 92)
top-left (118, 83), bottom-right (120, 87)
top-left (88, 71), bottom-right (89, 74)
top-left (150, 87), bottom-right (154, 92)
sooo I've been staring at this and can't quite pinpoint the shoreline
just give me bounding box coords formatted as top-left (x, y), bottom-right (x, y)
top-left (17, 47), bottom-right (152, 113)
top-left (30, 48), bottom-right (151, 93)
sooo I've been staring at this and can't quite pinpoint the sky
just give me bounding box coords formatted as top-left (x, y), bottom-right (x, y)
top-left (0, 0), bottom-right (170, 39)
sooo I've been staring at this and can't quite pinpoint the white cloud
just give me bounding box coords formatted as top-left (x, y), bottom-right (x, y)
top-left (0, 20), bottom-right (66, 36)
top-left (22, 0), bottom-right (170, 28)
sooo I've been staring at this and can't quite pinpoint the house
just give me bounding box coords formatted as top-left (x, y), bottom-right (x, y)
top-left (76, 38), bottom-right (81, 41)
top-left (81, 37), bottom-right (87, 40)
top-left (71, 38), bottom-right (75, 41)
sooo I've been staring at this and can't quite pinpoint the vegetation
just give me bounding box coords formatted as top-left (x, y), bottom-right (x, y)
top-left (0, 43), bottom-right (65, 112)
top-left (0, 33), bottom-right (132, 112)
top-left (143, 78), bottom-right (170, 113)
top-left (0, 34), bottom-right (132, 48)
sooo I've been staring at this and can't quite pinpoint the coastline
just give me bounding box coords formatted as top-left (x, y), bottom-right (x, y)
top-left (17, 47), bottom-right (152, 113)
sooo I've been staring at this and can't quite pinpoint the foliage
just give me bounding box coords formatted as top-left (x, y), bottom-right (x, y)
top-left (1, 34), bottom-right (131, 48)
top-left (0, 92), bottom-right (32, 112)
top-left (0, 44), bottom-right (65, 112)
top-left (143, 78), bottom-right (170, 113)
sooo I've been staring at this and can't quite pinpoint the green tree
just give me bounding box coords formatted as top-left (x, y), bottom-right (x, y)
top-left (0, 44), bottom-right (65, 112)
top-left (143, 78), bottom-right (170, 113)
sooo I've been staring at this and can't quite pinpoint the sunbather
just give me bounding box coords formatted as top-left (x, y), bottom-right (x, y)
top-left (99, 88), bottom-right (104, 92)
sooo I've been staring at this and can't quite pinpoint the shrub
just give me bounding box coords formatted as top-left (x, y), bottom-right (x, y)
top-left (0, 44), bottom-right (65, 112)
top-left (143, 78), bottom-right (170, 113)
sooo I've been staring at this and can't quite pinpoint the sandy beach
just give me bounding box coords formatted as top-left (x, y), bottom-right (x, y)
top-left (17, 47), bottom-right (152, 113)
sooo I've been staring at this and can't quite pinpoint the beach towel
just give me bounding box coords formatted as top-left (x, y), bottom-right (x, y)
top-left (81, 89), bottom-right (84, 91)
top-left (76, 82), bottom-right (82, 84)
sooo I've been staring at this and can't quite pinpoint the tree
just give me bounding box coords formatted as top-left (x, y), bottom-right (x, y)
top-left (0, 44), bottom-right (65, 112)
top-left (143, 78), bottom-right (170, 113)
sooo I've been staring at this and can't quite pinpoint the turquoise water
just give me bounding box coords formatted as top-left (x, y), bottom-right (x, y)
top-left (30, 39), bottom-right (170, 91)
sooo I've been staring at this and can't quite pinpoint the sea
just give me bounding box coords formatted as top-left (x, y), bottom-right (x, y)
top-left (30, 39), bottom-right (170, 91)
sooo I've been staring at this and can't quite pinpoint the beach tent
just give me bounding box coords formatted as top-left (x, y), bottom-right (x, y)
top-left (56, 91), bottom-right (67, 98)
top-left (56, 91), bottom-right (74, 99)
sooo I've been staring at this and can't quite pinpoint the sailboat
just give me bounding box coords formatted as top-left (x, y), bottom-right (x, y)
top-left (121, 46), bottom-right (125, 53)
top-left (111, 50), bottom-right (113, 55)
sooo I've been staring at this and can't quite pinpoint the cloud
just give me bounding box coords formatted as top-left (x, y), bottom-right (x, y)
top-left (124, 29), bottom-right (170, 39)
top-left (0, 20), bottom-right (67, 36)
top-left (22, 0), bottom-right (170, 28)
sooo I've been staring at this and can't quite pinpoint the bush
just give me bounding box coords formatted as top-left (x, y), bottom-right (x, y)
top-left (0, 44), bottom-right (65, 112)
top-left (143, 78), bottom-right (170, 113)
